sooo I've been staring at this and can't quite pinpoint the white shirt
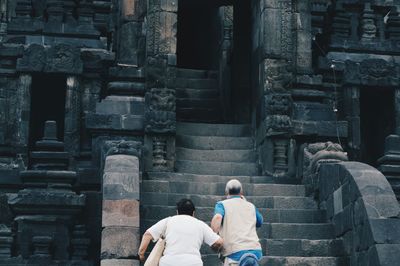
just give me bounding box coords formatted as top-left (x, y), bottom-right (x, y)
top-left (148, 215), bottom-right (220, 266)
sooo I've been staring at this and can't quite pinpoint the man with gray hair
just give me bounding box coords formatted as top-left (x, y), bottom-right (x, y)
top-left (211, 179), bottom-right (263, 266)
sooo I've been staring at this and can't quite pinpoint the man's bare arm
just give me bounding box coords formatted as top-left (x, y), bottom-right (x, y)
top-left (211, 214), bottom-right (223, 233)
top-left (138, 230), bottom-right (154, 262)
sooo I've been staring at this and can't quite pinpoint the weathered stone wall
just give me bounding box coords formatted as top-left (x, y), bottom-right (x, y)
top-left (318, 162), bottom-right (400, 265)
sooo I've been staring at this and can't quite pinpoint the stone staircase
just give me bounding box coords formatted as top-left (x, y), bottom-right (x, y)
top-left (141, 122), bottom-right (349, 265)
top-left (175, 68), bottom-right (221, 122)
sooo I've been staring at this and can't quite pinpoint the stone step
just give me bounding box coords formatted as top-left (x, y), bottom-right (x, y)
top-left (175, 160), bottom-right (258, 176)
top-left (140, 206), bottom-right (326, 223)
top-left (141, 192), bottom-right (317, 209)
top-left (176, 68), bottom-right (217, 79)
top-left (141, 180), bottom-right (306, 196)
top-left (198, 239), bottom-right (344, 257)
top-left (266, 223), bottom-right (334, 240)
top-left (176, 98), bottom-right (219, 109)
top-left (176, 108), bottom-right (222, 123)
top-left (201, 255), bottom-right (349, 266)
top-left (259, 256), bottom-right (349, 266)
top-left (177, 122), bottom-right (252, 137)
top-left (176, 135), bottom-right (254, 150)
top-left (176, 147), bottom-right (257, 163)
top-left (175, 88), bottom-right (219, 99)
top-left (174, 78), bottom-right (217, 89)
top-left (145, 172), bottom-right (284, 184)
top-left (265, 239), bottom-right (345, 257)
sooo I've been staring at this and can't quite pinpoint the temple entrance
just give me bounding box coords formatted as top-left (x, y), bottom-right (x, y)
top-left (177, 0), bottom-right (221, 69)
top-left (29, 75), bottom-right (66, 151)
top-left (360, 87), bottom-right (395, 166)
top-left (231, 0), bottom-right (252, 123)
top-left (176, 0), bottom-right (254, 124)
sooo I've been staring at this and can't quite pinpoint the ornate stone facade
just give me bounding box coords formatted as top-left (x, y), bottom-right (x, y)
top-left (0, 0), bottom-right (399, 265)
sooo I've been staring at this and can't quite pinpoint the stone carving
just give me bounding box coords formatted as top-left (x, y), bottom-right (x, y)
top-left (17, 44), bottom-right (83, 74)
top-left (265, 94), bottom-right (292, 115)
top-left (145, 88), bottom-right (176, 133)
top-left (386, 7), bottom-right (400, 40)
top-left (264, 59), bottom-right (292, 92)
top-left (146, 0), bottom-right (177, 56)
top-left (45, 44), bottom-right (83, 74)
top-left (265, 115), bottom-right (292, 136)
top-left (360, 3), bottom-right (376, 41)
top-left (146, 56), bottom-right (168, 88)
top-left (332, 3), bottom-right (351, 39)
top-left (102, 140), bottom-right (142, 159)
top-left (303, 141), bottom-right (348, 177)
top-left (8, 121), bottom-right (86, 260)
top-left (16, 44), bottom-right (46, 72)
top-left (344, 59), bottom-right (399, 86)
top-left (152, 136), bottom-right (167, 169)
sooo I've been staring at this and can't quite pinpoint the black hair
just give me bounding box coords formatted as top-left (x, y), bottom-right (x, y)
top-left (176, 198), bottom-right (195, 215)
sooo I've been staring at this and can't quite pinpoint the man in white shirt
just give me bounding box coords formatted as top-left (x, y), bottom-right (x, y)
top-left (138, 198), bottom-right (223, 266)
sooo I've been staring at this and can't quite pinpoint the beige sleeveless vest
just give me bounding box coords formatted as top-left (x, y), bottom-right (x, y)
top-left (219, 198), bottom-right (261, 256)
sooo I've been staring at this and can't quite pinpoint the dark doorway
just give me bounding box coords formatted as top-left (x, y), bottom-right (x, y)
top-left (29, 75), bottom-right (66, 150)
top-left (360, 87), bottom-right (395, 166)
top-left (231, 0), bottom-right (252, 123)
top-left (177, 0), bottom-right (221, 69)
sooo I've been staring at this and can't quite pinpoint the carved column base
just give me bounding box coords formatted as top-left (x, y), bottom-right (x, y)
top-left (144, 134), bottom-right (175, 172)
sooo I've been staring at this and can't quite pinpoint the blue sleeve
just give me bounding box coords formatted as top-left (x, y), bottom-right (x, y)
top-left (255, 207), bottom-right (263, 228)
top-left (214, 202), bottom-right (225, 218)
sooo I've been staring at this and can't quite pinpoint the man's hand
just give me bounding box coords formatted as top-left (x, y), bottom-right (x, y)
top-left (211, 237), bottom-right (224, 252)
top-left (138, 252), bottom-right (145, 262)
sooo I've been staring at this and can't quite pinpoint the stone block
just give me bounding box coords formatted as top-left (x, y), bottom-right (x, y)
top-left (102, 200), bottom-right (139, 227)
top-left (122, 0), bottom-right (137, 20)
top-left (101, 227), bottom-right (140, 259)
top-left (160, 0), bottom-right (178, 12)
top-left (333, 187), bottom-right (343, 215)
top-left (369, 244), bottom-right (400, 266)
top-left (101, 259), bottom-right (140, 266)
top-left (104, 155), bottom-right (139, 173)
top-left (95, 96), bottom-right (145, 116)
top-left (362, 195), bottom-right (400, 218)
top-left (384, 135), bottom-right (400, 155)
top-left (118, 22), bottom-right (141, 65)
top-left (369, 218), bottom-right (400, 244)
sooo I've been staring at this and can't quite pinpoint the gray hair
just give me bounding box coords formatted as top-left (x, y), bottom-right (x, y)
top-left (225, 179), bottom-right (243, 195)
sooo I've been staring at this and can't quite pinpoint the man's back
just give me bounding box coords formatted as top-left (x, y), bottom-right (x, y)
top-left (219, 198), bottom-right (261, 256)
top-left (149, 215), bottom-right (219, 266)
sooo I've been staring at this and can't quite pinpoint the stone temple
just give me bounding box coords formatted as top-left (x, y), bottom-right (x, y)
top-left (0, 0), bottom-right (400, 265)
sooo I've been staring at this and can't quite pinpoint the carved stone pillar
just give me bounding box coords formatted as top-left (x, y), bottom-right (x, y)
top-left (144, 88), bottom-right (176, 172)
top-left (386, 7), bottom-right (400, 40)
top-left (344, 86), bottom-right (361, 161)
top-left (260, 92), bottom-right (296, 179)
top-left (146, 0), bottom-right (178, 59)
top-left (395, 89), bottom-right (400, 135)
top-left (64, 76), bottom-right (81, 165)
top-left (15, 74), bottom-right (31, 156)
top-left (360, 3), bottom-right (376, 42)
top-left (295, 1), bottom-right (312, 74)
top-left (47, 0), bottom-right (64, 23)
top-left (331, 3), bottom-right (351, 40)
top-left (100, 142), bottom-right (141, 266)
